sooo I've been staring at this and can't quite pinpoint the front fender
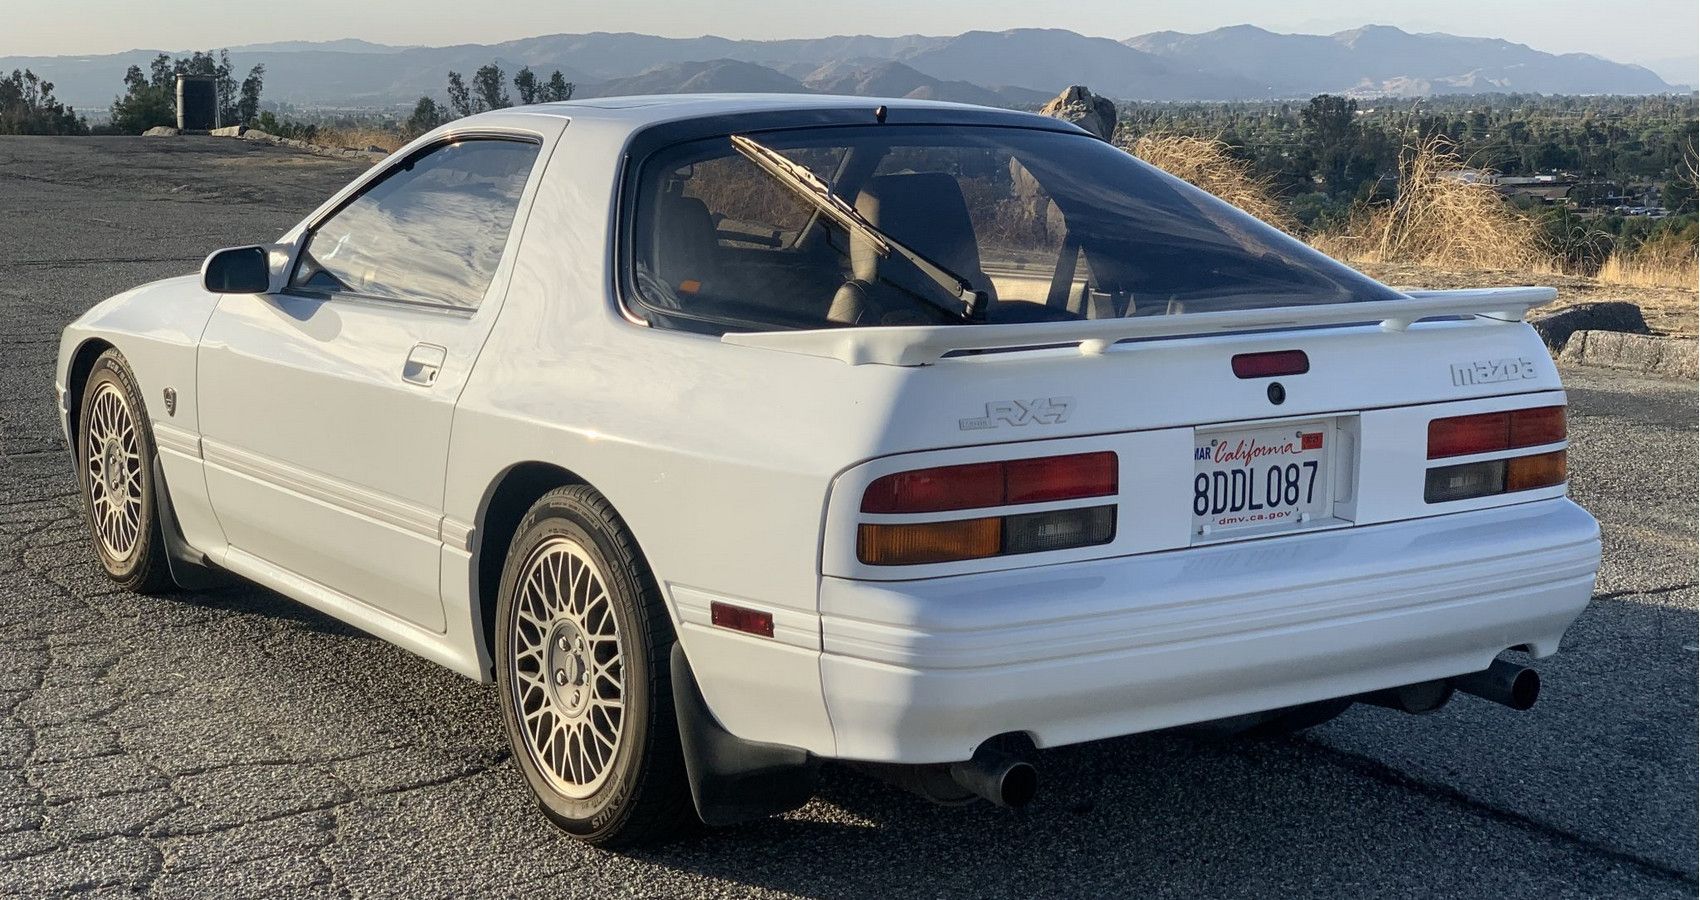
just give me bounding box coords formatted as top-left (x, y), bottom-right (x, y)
top-left (58, 273), bottom-right (228, 559)
top-left (58, 274), bottom-right (220, 440)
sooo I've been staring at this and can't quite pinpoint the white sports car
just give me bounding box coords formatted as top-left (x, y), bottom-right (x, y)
top-left (56, 95), bottom-right (1600, 846)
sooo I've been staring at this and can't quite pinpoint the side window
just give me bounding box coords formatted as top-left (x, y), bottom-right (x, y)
top-left (289, 138), bottom-right (539, 309)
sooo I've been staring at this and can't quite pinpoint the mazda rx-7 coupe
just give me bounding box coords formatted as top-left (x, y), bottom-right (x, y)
top-left (57, 95), bottom-right (1599, 846)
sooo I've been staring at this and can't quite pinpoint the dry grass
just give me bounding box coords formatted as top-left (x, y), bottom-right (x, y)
top-left (309, 126), bottom-right (407, 154)
top-left (1595, 238), bottom-right (1699, 290)
top-left (1312, 134), bottom-right (1547, 270)
top-left (1129, 133), bottom-right (1295, 232)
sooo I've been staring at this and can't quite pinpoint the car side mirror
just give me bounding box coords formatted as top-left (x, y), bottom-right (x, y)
top-left (201, 245), bottom-right (271, 294)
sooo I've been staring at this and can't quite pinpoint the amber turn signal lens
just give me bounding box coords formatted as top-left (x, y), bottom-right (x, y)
top-left (1506, 450), bottom-right (1567, 492)
top-left (857, 518), bottom-right (1001, 566)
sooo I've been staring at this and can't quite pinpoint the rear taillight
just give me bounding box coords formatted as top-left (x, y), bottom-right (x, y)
top-left (857, 452), bottom-right (1117, 565)
top-left (1424, 406), bottom-right (1567, 503)
top-left (860, 452), bottom-right (1116, 513)
top-left (1428, 406), bottom-right (1566, 459)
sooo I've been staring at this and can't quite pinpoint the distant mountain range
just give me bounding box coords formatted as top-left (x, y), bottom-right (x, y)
top-left (1, 26), bottom-right (1684, 113)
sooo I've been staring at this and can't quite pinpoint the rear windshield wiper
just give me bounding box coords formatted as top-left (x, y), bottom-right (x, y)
top-left (730, 134), bottom-right (988, 323)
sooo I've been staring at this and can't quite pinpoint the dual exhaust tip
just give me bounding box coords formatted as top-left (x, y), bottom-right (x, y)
top-left (890, 658), bottom-right (1539, 812)
top-left (1363, 658), bottom-right (1541, 714)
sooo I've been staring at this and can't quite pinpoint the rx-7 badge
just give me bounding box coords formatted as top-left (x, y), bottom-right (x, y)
top-left (959, 397), bottom-right (1075, 431)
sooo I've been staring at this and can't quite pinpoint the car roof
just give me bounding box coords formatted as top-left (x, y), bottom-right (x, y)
top-left (465, 93), bottom-right (1083, 135)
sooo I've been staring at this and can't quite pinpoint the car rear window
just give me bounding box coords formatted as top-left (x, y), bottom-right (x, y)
top-left (626, 125), bottom-right (1402, 334)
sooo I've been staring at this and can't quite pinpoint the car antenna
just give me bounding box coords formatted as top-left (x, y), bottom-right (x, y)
top-left (874, 105), bottom-right (887, 124)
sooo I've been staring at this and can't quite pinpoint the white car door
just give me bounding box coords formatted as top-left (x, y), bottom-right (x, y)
top-left (196, 134), bottom-right (547, 631)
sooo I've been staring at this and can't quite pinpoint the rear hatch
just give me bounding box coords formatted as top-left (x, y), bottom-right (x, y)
top-left (765, 292), bottom-right (1573, 581)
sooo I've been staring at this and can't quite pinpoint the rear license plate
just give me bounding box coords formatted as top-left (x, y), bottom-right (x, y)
top-left (1193, 420), bottom-right (1333, 536)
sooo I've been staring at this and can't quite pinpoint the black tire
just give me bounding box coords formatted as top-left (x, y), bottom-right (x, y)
top-left (494, 485), bottom-right (695, 847)
top-left (76, 350), bottom-right (174, 595)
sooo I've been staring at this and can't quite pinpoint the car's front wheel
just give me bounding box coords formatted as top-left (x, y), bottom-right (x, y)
top-left (494, 485), bottom-right (695, 846)
top-left (76, 350), bottom-right (173, 595)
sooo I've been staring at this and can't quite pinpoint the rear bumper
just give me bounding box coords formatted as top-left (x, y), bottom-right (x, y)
top-left (817, 498), bottom-right (1600, 763)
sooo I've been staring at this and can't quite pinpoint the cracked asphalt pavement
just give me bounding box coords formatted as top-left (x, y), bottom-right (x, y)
top-left (1, 136), bottom-right (1695, 898)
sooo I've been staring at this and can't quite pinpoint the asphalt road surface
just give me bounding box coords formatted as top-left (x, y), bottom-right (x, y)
top-left (1, 136), bottom-right (1695, 899)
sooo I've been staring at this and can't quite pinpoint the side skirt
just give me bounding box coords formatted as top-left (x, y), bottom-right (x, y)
top-left (669, 642), bottom-right (818, 826)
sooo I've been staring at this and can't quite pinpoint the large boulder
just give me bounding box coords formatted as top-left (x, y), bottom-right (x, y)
top-left (1559, 330), bottom-right (1697, 380)
top-left (1528, 302), bottom-right (1649, 352)
top-left (141, 126), bottom-right (179, 137)
top-left (1039, 85), bottom-right (1117, 141)
top-left (210, 124), bottom-right (246, 137)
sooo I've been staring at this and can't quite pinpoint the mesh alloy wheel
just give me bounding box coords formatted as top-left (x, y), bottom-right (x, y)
top-left (508, 535), bottom-right (626, 799)
top-left (84, 380), bottom-right (145, 563)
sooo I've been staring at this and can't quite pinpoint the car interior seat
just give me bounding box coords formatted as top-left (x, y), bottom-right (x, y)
top-left (827, 172), bottom-right (998, 325)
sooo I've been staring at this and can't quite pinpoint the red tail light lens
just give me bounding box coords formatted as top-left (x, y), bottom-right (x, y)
top-left (1428, 406), bottom-right (1565, 459)
top-left (1232, 350), bottom-right (1310, 378)
top-left (1509, 406), bottom-right (1566, 448)
top-left (861, 452), bottom-right (1117, 514)
top-left (859, 461), bottom-right (1003, 514)
top-left (1428, 412), bottom-right (1510, 458)
top-left (1005, 453), bottom-right (1119, 504)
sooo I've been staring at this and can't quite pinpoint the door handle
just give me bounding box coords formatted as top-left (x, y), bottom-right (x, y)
top-left (402, 343), bottom-right (447, 386)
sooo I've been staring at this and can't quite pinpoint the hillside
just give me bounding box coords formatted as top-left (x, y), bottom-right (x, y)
top-left (2, 26), bottom-right (1680, 110)
top-left (802, 60), bottom-right (1049, 106)
top-left (1127, 24), bottom-right (1676, 97)
top-left (577, 59), bottom-right (806, 98)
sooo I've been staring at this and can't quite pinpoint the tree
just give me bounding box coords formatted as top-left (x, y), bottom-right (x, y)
top-left (1301, 95), bottom-right (1358, 149)
top-left (1301, 94), bottom-right (1363, 196)
top-left (110, 62), bottom-right (175, 133)
top-left (237, 64), bottom-right (264, 125)
top-left (109, 48), bottom-right (255, 134)
top-left (512, 66), bottom-right (539, 105)
top-left (472, 62), bottom-right (510, 111)
top-left (446, 71), bottom-right (473, 118)
top-left (148, 53), bottom-right (172, 89)
top-left (215, 49), bottom-right (237, 125)
top-left (406, 96), bottom-right (445, 135)
top-left (0, 69), bottom-right (86, 135)
top-left (544, 70), bottom-right (574, 102)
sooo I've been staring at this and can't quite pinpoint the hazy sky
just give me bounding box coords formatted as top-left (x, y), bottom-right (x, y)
top-left (5, 0), bottom-right (1696, 67)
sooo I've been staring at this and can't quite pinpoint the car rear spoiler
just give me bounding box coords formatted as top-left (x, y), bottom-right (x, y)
top-left (720, 287), bottom-right (1557, 366)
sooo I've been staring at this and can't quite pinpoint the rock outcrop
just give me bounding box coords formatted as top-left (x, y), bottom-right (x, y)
top-left (1038, 85), bottom-right (1117, 141)
top-left (1528, 301), bottom-right (1650, 352)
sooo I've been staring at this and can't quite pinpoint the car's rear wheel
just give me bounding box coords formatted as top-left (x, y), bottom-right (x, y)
top-left (494, 485), bottom-right (695, 846)
top-left (77, 350), bottom-right (173, 595)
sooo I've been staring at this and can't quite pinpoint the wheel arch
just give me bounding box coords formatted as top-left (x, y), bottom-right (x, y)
top-left (63, 337), bottom-right (117, 450)
top-left (470, 461), bottom-right (599, 675)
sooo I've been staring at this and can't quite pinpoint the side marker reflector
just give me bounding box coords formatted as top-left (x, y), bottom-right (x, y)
top-left (709, 602), bottom-right (774, 638)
